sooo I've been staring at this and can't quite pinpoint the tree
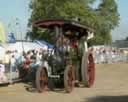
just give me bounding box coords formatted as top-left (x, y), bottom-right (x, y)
top-left (93, 0), bottom-right (120, 44)
top-left (98, 0), bottom-right (119, 29)
top-left (125, 36), bottom-right (128, 41)
top-left (28, 0), bottom-right (119, 44)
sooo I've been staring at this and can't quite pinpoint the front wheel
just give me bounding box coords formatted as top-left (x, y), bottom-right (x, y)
top-left (64, 65), bottom-right (75, 93)
top-left (36, 67), bottom-right (48, 92)
top-left (81, 52), bottom-right (95, 87)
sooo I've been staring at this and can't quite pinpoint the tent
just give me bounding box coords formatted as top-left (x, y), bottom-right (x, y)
top-left (34, 40), bottom-right (54, 49)
top-left (0, 40), bottom-right (54, 54)
top-left (0, 44), bottom-right (5, 60)
top-left (6, 42), bottom-right (45, 52)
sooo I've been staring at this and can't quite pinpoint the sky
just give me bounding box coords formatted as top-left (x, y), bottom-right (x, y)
top-left (112, 0), bottom-right (128, 41)
top-left (0, 0), bottom-right (30, 40)
top-left (0, 0), bottom-right (128, 41)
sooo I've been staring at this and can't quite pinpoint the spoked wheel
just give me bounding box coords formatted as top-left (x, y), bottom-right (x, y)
top-left (36, 67), bottom-right (48, 92)
top-left (81, 51), bottom-right (95, 87)
top-left (64, 65), bottom-right (75, 93)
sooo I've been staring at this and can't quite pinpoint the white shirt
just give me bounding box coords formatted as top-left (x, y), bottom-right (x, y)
top-left (0, 64), bottom-right (5, 72)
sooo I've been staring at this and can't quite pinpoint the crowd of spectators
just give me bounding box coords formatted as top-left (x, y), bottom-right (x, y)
top-left (0, 48), bottom-right (45, 83)
top-left (0, 45), bottom-right (128, 83)
top-left (90, 46), bottom-right (128, 64)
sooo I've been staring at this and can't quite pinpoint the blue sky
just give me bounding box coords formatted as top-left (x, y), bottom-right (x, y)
top-left (112, 0), bottom-right (128, 41)
top-left (0, 0), bottom-right (128, 41)
top-left (0, 0), bottom-right (30, 40)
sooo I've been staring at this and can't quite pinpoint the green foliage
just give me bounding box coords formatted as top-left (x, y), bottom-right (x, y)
top-left (28, 0), bottom-right (120, 45)
top-left (98, 0), bottom-right (120, 30)
top-left (125, 37), bottom-right (128, 41)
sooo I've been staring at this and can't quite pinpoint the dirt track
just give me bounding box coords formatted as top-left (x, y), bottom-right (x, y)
top-left (0, 63), bottom-right (128, 102)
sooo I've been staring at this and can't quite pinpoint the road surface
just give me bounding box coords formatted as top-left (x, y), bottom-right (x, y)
top-left (0, 63), bottom-right (128, 102)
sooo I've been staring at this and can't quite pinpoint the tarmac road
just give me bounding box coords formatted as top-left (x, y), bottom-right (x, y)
top-left (0, 63), bottom-right (128, 102)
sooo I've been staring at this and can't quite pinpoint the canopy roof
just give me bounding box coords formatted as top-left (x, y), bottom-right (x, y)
top-left (34, 19), bottom-right (94, 38)
top-left (34, 20), bottom-right (94, 32)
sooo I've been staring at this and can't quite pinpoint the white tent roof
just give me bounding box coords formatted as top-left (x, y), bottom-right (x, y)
top-left (0, 45), bottom-right (5, 60)
top-left (7, 42), bottom-right (47, 52)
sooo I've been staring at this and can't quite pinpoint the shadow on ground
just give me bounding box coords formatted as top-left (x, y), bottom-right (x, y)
top-left (24, 80), bottom-right (67, 93)
top-left (0, 83), bottom-right (9, 87)
top-left (85, 96), bottom-right (128, 102)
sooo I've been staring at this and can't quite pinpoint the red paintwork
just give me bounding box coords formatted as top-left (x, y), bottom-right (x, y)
top-left (35, 21), bottom-right (65, 27)
top-left (68, 66), bottom-right (75, 92)
top-left (88, 53), bottom-right (95, 87)
top-left (39, 77), bottom-right (47, 81)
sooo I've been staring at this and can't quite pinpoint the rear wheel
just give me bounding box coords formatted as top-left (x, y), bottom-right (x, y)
top-left (64, 65), bottom-right (75, 93)
top-left (81, 52), bottom-right (95, 87)
top-left (36, 67), bottom-right (48, 92)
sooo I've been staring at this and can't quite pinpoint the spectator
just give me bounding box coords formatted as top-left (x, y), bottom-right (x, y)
top-left (10, 55), bottom-right (16, 72)
top-left (3, 51), bottom-right (11, 73)
top-left (0, 61), bottom-right (7, 83)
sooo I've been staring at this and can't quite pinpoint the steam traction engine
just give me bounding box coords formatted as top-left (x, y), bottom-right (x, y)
top-left (34, 20), bottom-right (95, 93)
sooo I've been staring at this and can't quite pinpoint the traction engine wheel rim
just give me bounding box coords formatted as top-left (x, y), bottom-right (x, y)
top-left (88, 53), bottom-right (95, 87)
top-left (36, 67), bottom-right (48, 92)
top-left (81, 52), bottom-right (95, 87)
top-left (64, 65), bottom-right (75, 93)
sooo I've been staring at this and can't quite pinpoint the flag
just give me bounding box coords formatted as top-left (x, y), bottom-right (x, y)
top-left (0, 22), bottom-right (6, 42)
top-left (8, 33), bottom-right (16, 43)
top-left (15, 18), bottom-right (19, 25)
